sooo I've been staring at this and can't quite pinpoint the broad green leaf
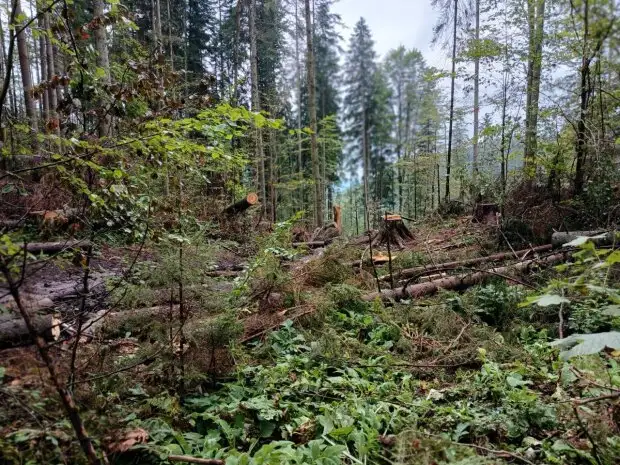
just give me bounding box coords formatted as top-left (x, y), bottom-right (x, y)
top-left (602, 305), bottom-right (620, 317)
top-left (328, 426), bottom-right (354, 439)
top-left (1, 184), bottom-right (14, 194)
top-left (523, 293), bottom-right (570, 307)
top-left (550, 332), bottom-right (620, 360)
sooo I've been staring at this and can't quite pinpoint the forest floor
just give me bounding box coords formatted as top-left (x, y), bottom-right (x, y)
top-left (1, 215), bottom-right (620, 465)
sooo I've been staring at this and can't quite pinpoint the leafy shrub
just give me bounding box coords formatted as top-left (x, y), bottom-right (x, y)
top-left (470, 282), bottom-right (526, 329)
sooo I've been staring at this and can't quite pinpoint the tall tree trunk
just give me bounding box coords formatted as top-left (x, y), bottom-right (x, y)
top-left (472, 0), bottom-right (480, 188)
top-left (44, 13), bottom-right (59, 136)
top-left (15, 0), bottom-right (38, 138)
top-left (295, 0), bottom-right (303, 210)
top-left (523, 0), bottom-right (545, 177)
top-left (38, 17), bottom-right (49, 125)
top-left (362, 110), bottom-right (370, 231)
top-left (269, 129), bottom-right (277, 222)
top-left (396, 79), bottom-right (403, 212)
top-left (574, 0), bottom-right (590, 195)
top-left (500, 83), bottom-right (508, 193)
top-left (249, 0), bottom-right (266, 215)
top-left (304, 0), bottom-right (322, 226)
top-left (445, 0), bottom-right (458, 202)
top-left (93, 0), bottom-right (111, 137)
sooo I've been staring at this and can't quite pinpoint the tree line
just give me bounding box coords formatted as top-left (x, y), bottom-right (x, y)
top-left (0, 0), bottom-right (618, 232)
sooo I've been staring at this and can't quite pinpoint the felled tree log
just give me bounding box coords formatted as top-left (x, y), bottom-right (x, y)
top-left (382, 244), bottom-right (554, 281)
top-left (0, 314), bottom-right (60, 348)
top-left (551, 231), bottom-right (617, 247)
top-left (11, 240), bottom-right (92, 255)
top-left (364, 252), bottom-right (567, 302)
top-left (292, 241), bottom-right (326, 248)
top-left (222, 193), bottom-right (259, 215)
top-left (0, 295), bottom-right (54, 312)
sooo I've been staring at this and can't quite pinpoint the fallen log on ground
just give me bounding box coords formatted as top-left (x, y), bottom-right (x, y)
top-left (0, 313), bottom-right (60, 348)
top-left (0, 295), bottom-right (54, 313)
top-left (12, 240), bottom-right (92, 255)
top-left (292, 241), bottom-right (326, 248)
top-left (222, 193), bottom-right (259, 215)
top-left (364, 252), bottom-right (568, 302)
top-left (205, 270), bottom-right (241, 278)
top-left (381, 244), bottom-right (554, 282)
top-left (552, 230), bottom-right (617, 247)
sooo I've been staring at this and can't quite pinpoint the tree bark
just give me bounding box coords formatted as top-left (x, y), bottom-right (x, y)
top-left (523, 0), bottom-right (545, 177)
top-left (249, 0), bottom-right (266, 217)
top-left (445, 0), bottom-right (458, 202)
top-left (93, 0), bottom-right (111, 137)
top-left (44, 13), bottom-right (59, 136)
top-left (38, 16), bottom-right (49, 124)
top-left (294, 0), bottom-right (304, 212)
top-left (472, 0), bottom-right (480, 186)
top-left (304, 0), bottom-right (323, 227)
top-left (15, 0), bottom-right (38, 137)
top-left (0, 313), bottom-right (60, 348)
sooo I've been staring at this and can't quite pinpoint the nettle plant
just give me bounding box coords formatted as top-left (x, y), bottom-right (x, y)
top-left (522, 235), bottom-right (620, 360)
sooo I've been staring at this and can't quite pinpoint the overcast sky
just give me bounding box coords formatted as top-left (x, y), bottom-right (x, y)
top-left (331, 0), bottom-right (448, 69)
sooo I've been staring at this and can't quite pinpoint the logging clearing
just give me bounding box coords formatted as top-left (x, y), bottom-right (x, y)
top-left (1, 0), bottom-right (619, 460)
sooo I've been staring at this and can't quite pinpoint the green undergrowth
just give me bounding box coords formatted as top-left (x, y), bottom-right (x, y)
top-left (106, 281), bottom-right (620, 465)
top-left (3, 240), bottom-right (620, 464)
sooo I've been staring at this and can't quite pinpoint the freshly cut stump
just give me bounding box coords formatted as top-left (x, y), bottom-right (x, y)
top-left (371, 215), bottom-right (414, 249)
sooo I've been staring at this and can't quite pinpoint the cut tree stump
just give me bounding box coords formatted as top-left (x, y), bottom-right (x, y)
top-left (371, 214), bottom-right (414, 249)
top-left (310, 205), bottom-right (343, 243)
top-left (473, 203), bottom-right (499, 224)
top-left (0, 313), bottom-right (60, 348)
top-left (222, 193), bottom-right (259, 215)
top-left (364, 252), bottom-right (568, 302)
top-left (551, 230), bottom-right (618, 247)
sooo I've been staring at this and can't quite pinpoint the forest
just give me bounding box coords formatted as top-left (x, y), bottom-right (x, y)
top-left (0, 0), bottom-right (619, 463)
